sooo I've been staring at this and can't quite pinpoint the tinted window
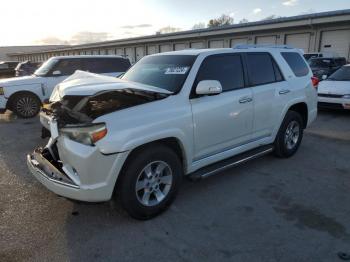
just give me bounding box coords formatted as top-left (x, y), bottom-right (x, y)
top-left (335, 58), bottom-right (346, 66)
top-left (84, 58), bottom-right (131, 73)
top-left (273, 60), bottom-right (284, 82)
top-left (122, 55), bottom-right (196, 93)
top-left (309, 58), bottom-right (332, 68)
top-left (246, 53), bottom-right (276, 85)
top-left (53, 59), bottom-right (82, 75)
top-left (282, 52), bottom-right (309, 77)
top-left (328, 66), bottom-right (350, 81)
top-left (195, 55), bottom-right (244, 92)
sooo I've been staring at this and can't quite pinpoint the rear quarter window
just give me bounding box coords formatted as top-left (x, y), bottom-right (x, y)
top-left (281, 52), bottom-right (309, 77)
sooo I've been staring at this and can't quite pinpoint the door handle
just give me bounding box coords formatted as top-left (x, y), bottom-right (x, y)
top-left (279, 89), bottom-right (291, 95)
top-left (239, 97), bottom-right (253, 104)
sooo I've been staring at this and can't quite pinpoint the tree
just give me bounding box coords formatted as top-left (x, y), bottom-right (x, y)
top-left (157, 26), bottom-right (181, 34)
top-left (261, 15), bottom-right (282, 21)
top-left (207, 14), bottom-right (234, 28)
top-left (192, 22), bottom-right (206, 30)
top-left (239, 18), bottom-right (249, 24)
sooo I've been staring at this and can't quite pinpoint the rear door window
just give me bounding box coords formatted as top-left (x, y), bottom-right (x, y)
top-left (281, 52), bottom-right (309, 77)
top-left (195, 54), bottom-right (245, 92)
top-left (246, 53), bottom-right (278, 86)
top-left (83, 58), bottom-right (131, 73)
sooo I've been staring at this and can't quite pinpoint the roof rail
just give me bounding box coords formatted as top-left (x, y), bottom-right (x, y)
top-left (233, 44), bottom-right (294, 49)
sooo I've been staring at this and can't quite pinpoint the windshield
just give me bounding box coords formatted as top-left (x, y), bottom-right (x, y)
top-left (309, 59), bottom-right (333, 68)
top-left (328, 66), bottom-right (350, 81)
top-left (121, 55), bottom-right (196, 93)
top-left (34, 58), bottom-right (59, 76)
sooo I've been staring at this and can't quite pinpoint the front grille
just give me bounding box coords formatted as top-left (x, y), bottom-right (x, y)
top-left (318, 93), bottom-right (343, 98)
top-left (318, 102), bottom-right (344, 110)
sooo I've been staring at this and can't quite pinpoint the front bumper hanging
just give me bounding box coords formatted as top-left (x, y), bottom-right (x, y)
top-left (27, 148), bottom-right (79, 189)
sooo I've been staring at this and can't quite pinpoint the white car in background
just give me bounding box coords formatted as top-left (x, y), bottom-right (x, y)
top-left (318, 65), bottom-right (350, 110)
top-left (0, 56), bottom-right (131, 118)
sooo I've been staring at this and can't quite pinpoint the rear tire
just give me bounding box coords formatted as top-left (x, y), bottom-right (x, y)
top-left (274, 111), bottom-right (304, 158)
top-left (11, 93), bottom-right (41, 118)
top-left (117, 144), bottom-right (182, 220)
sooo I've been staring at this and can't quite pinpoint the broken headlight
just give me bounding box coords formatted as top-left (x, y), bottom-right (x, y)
top-left (60, 123), bottom-right (107, 145)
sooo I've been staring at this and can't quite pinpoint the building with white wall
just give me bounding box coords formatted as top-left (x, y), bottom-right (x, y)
top-left (8, 9), bottom-right (350, 63)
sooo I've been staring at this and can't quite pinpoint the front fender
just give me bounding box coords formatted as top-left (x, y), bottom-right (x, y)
top-left (4, 84), bottom-right (44, 100)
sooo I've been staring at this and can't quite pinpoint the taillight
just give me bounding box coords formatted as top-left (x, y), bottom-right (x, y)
top-left (311, 76), bottom-right (319, 89)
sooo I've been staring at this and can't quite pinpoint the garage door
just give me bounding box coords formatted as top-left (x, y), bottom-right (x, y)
top-left (230, 38), bottom-right (248, 47)
top-left (116, 48), bottom-right (124, 56)
top-left (160, 44), bottom-right (172, 53)
top-left (174, 43), bottom-right (187, 51)
top-left (125, 47), bottom-right (135, 63)
top-left (147, 45), bottom-right (158, 55)
top-left (190, 42), bottom-right (205, 49)
top-left (107, 49), bottom-right (115, 55)
top-left (285, 33), bottom-right (310, 52)
top-left (321, 30), bottom-right (350, 60)
top-left (256, 35), bottom-right (277, 45)
top-left (136, 46), bottom-right (145, 61)
top-left (209, 40), bottom-right (224, 48)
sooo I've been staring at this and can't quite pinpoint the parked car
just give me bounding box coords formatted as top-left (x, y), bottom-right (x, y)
top-left (0, 55), bottom-right (131, 117)
top-left (27, 47), bottom-right (317, 219)
top-left (0, 61), bottom-right (19, 79)
top-left (309, 57), bottom-right (347, 79)
top-left (303, 52), bottom-right (339, 61)
top-left (15, 61), bottom-right (42, 77)
top-left (318, 64), bottom-right (350, 110)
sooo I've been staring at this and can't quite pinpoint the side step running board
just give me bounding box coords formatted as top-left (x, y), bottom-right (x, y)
top-left (188, 145), bottom-right (274, 181)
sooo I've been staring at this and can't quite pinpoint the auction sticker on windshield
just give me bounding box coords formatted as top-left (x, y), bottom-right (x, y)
top-left (165, 67), bottom-right (189, 74)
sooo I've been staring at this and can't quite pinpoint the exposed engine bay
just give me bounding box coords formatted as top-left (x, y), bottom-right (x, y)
top-left (43, 88), bottom-right (168, 126)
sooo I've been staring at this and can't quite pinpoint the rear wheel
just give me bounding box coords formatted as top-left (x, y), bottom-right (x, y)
top-left (11, 93), bottom-right (41, 118)
top-left (117, 144), bottom-right (182, 220)
top-left (274, 111), bottom-right (304, 158)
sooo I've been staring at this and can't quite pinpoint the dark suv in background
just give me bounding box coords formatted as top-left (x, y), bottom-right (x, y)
top-left (0, 61), bottom-right (19, 79)
top-left (15, 61), bottom-right (42, 77)
top-left (309, 57), bottom-right (347, 79)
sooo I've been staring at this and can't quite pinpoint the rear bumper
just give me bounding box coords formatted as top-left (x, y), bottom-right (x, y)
top-left (318, 96), bottom-right (350, 110)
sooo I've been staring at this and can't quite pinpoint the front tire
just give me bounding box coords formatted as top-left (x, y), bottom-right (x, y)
top-left (274, 111), bottom-right (304, 158)
top-left (117, 144), bottom-right (182, 220)
top-left (11, 93), bottom-right (41, 118)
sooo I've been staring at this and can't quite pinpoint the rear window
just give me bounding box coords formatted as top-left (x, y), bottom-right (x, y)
top-left (282, 52), bottom-right (309, 77)
top-left (83, 58), bottom-right (131, 73)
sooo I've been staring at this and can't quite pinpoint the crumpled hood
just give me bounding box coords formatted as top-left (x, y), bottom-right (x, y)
top-left (50, 71), bottom-right (172, 102)
top-left (318, 80), bottom-right (350, 95)
top-left (0, 75), bottom-right (44, 87)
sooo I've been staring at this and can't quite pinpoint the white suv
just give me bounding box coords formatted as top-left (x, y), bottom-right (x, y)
top-left (27, 46), bottom-right (318, 219)
top-left (0, 56), bottom-right (130, 118)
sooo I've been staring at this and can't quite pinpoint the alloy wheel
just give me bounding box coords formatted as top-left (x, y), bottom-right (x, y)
top-left (135, 161), bottom-right (173, 207)
top-left (284, 120), bottom-right (300, 150)
top-left (15, 96), bottom-right (39, 117)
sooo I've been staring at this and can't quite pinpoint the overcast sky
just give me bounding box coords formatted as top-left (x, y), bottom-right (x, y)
top-left (0, 0), bottom-right (349, 46)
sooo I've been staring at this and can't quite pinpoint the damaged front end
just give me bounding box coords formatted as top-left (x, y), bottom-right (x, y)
top-left (30, 88), bottom-right (168, 192)
top-left (41, 88), bottom-right (168, 139)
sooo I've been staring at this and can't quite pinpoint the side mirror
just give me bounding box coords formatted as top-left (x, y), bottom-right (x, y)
top-left (196, 80), bottom-right (222, 95)
top-left (52, 70), bottom-right (62, 76)
top-left (322, 74), bottom-right (328, 80)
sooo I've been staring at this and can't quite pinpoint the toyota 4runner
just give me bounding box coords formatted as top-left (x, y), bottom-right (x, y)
top-left (27, 46), bottom-right (318, 219)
